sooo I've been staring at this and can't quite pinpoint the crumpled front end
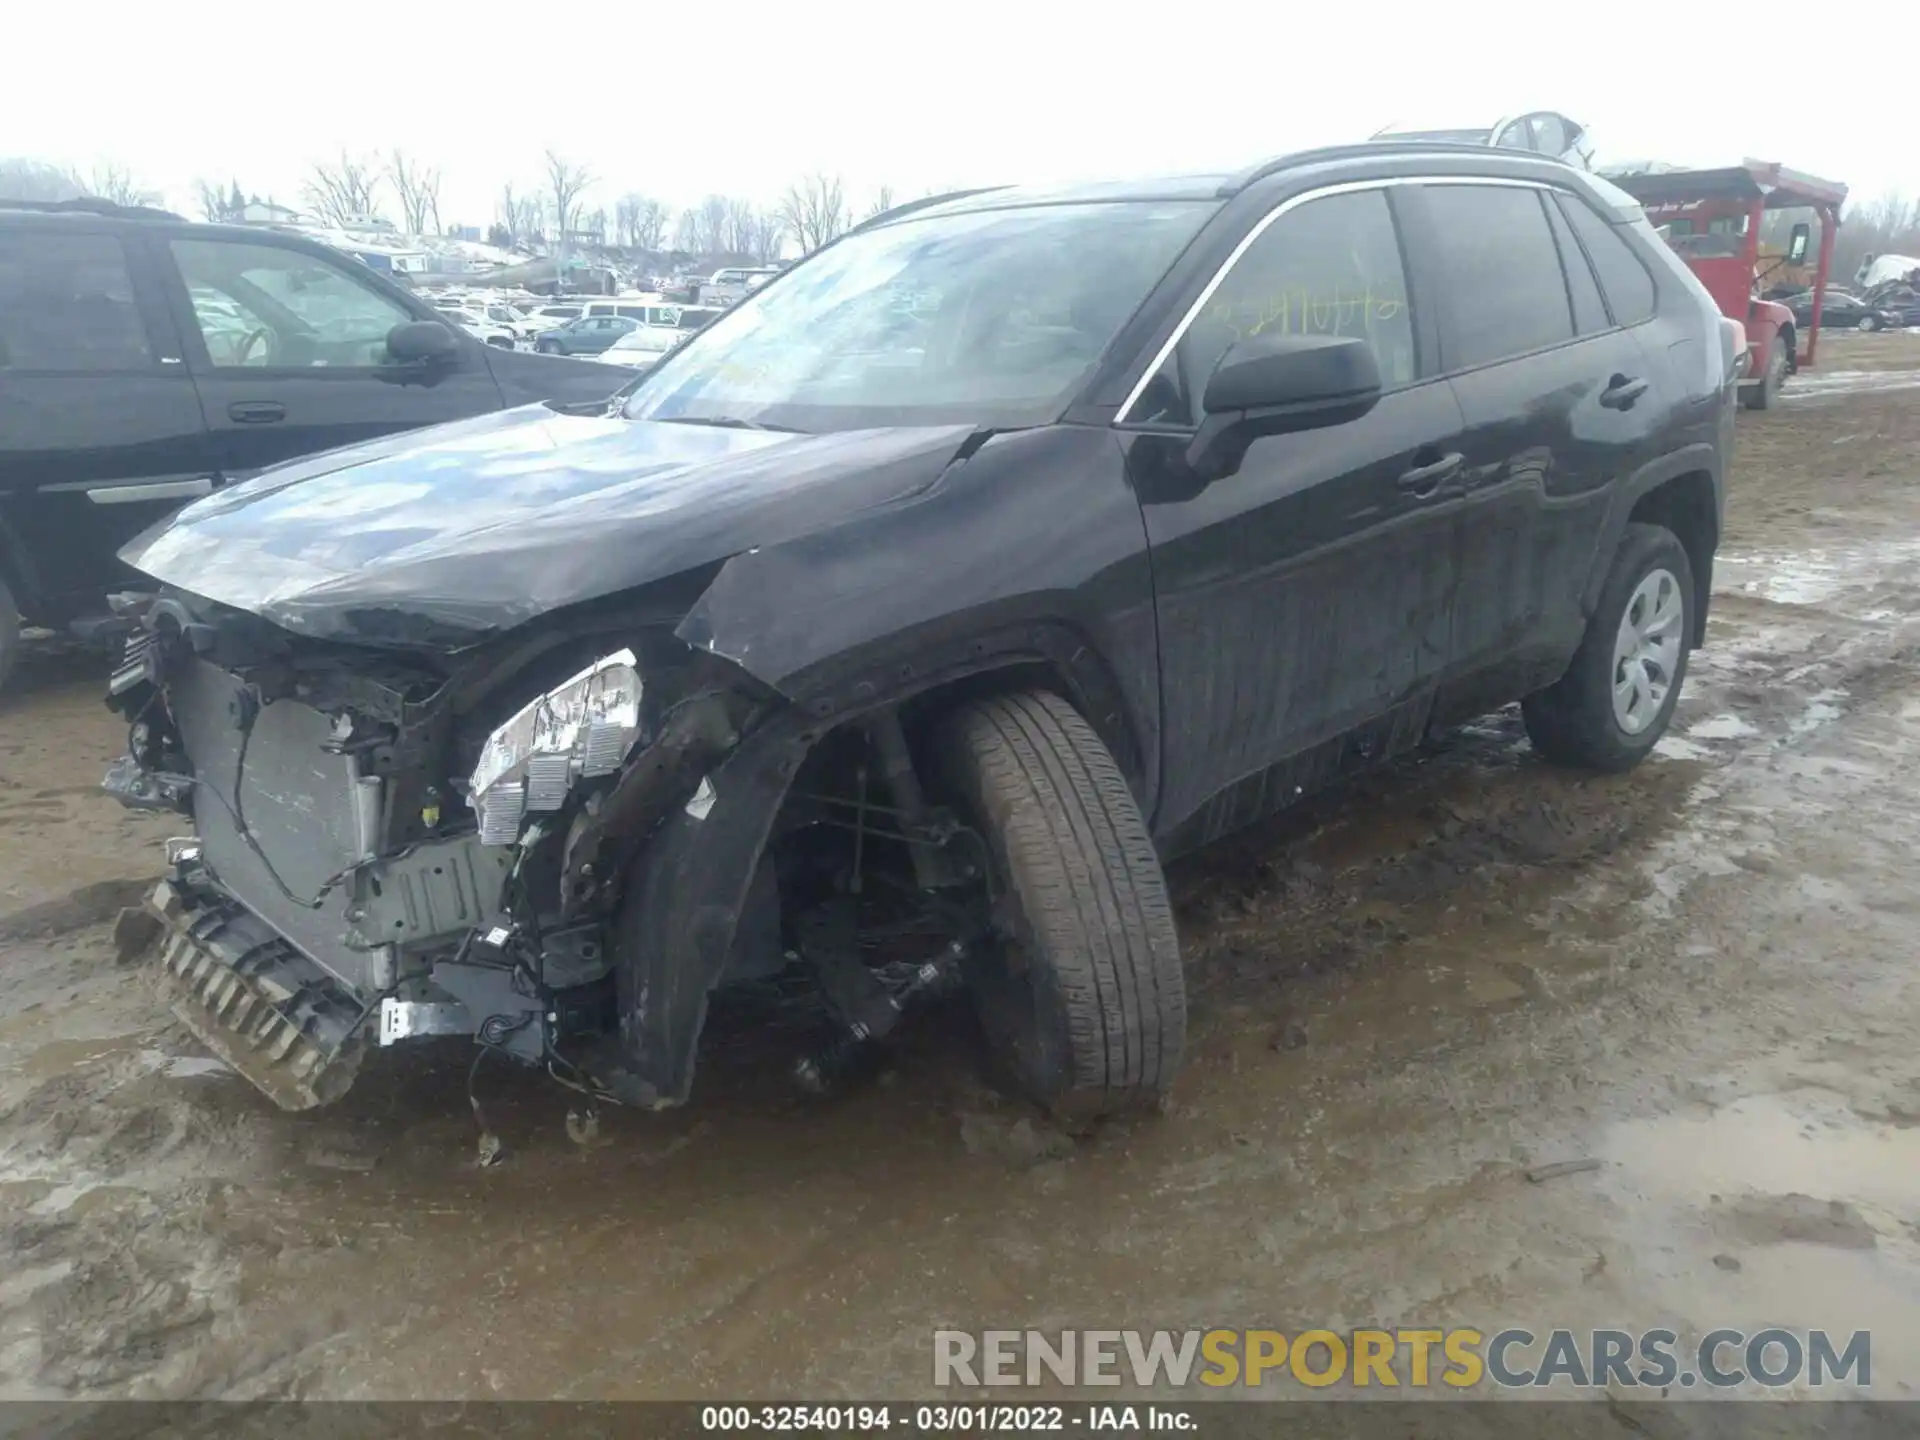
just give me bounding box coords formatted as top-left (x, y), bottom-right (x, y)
top-left (103, 592), bottom-right (763, 1111)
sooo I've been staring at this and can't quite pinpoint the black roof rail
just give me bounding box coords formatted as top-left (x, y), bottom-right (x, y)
top-left (1221, 140), bottom-right (1569, 195)
top-left (0, 195), bottom-right (183, 221)
top-left (847, 186), bottom-right (1010, 234)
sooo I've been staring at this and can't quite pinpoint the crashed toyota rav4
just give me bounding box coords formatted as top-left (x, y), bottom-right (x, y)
top-left (104, 146), bottom-right (1731, 1118)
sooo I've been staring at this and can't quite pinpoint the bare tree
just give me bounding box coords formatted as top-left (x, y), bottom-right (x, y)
top-left (1835, 192), bottom-right (1920, 285)
top-left (632, 196), bottom-right (669, 252)
top-left (85, 161), bottom-right (158, 207)
top-left (0, 157), bottom-right (83, 202)
top-left (388, 151), bottom-right (443, 236)
top-left (579, 207), bottom-right (608, 246)
top-left (304, 152), bottom-right (382, 226)
top-left (863, 184), bottom-right (897, 221)
top-left (616, 193), bottom-right (671, 252)
top-left (721, 197), bottom-right (760, 258)
top-left (674, 195), bottom-right (732, 257)
top-left (544, 149), bottom-right (594, 238)
top-left (749, 208), bottom-right (785, 263)
top-left (779, 173), bottom-right (849, 254)
top-left (499, 183), bottom-right (544, 246)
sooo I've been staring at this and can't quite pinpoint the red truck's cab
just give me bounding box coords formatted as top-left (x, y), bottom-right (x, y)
top-left (1606, 162), bottom-right (1847, 410)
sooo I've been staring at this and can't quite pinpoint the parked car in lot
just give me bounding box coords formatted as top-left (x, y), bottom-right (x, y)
top-left (534, 314), bottom-right (639, 355)
top-left (0, 199), bottom-right (628, 688)
top-left (1863, 286), bottom-right (1920, 329)
top-left (598, 324), bottom-right (685, 369)
top-left (103, 144), bottom-right (1734, 1124)
top-left (1787, 289), bottom-right (1900, 331)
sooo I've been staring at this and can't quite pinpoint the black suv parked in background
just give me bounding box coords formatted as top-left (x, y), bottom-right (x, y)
top-left (0, 200), bottom-right (628, 686)
top-left (105, 145), bottom-right (1738, 1120)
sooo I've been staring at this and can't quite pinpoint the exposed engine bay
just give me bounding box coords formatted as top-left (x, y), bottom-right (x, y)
top-left (103, 589), bottom-right (984, 1118)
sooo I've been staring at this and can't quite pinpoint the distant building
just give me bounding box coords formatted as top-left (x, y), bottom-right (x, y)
top-left (239, 199), bottom-right (301, 226)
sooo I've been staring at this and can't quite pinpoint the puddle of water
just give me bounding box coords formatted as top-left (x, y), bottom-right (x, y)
top-left (1602, 1091), bottom-right (1920, 1390)
top-left (1715, 539), bottom-right (1920, 608)
top-left (1789, 689), bottom-right (1848, 738)
top-left (1690, 714), bottom-right (1760, 740)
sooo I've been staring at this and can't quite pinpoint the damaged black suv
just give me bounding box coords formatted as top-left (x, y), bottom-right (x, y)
top-left (105, 144), bottom-right (1736, 1119)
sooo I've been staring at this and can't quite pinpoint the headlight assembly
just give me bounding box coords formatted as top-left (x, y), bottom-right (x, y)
top-left (468, 649), bottom-right (645, 845)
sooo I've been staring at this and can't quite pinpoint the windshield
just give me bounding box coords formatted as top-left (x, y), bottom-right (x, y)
top-left (622, 200), bottom-right (1215, 431)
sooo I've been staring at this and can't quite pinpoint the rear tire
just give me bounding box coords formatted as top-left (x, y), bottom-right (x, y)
top-left (1523, 524), bottom-right (1694, 773)
top-left (936, 691), bottom-right (1185, 1119)
top-left (1743, 336), bottom-right (1787, 410)
top-left (0, 577), bottom-right (19, 694)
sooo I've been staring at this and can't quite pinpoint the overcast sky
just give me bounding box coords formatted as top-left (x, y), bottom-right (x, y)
top-left (8, 1), bottom-right (1905, 230)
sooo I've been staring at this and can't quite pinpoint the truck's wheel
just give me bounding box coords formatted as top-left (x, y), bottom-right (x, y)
top-left (1744, 337), bottom-right (1787, 410)
top-left (936, 691), bottom-right (1184, 1119)
top-left (0, 577), bottom-right (20, 693)
top-left (1523, 523), bottom-right (1694, 773)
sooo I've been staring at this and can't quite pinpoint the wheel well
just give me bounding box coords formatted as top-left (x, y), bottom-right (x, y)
top-left (773, 659), bottom-right (1145, 846)
top-left (1779, 321), bottom-right (1798, 372)
top-left (1629, 473), bottom-right (1716, 645)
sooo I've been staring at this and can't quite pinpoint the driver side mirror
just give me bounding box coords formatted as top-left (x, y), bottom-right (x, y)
top-left (1787, 222), bottom-right (1812, 267)
top-left (1183, 334), bottom-right (1383, 484)
top-left (387, 319), bottom-right (461, 365)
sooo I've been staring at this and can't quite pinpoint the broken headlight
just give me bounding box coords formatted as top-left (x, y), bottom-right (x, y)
top-left (468, 649), bottom-right (645, 845)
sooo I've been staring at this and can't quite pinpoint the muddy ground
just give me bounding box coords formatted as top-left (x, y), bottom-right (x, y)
top-left (1, 332), bottom-right (1917, 1402)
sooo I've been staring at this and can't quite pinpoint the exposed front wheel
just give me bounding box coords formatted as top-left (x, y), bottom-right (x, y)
top-left (1523, 523), bottom-right (1694, 773)
top-left (1858, 315), bottom-right (1882, 333)
top-left (936, 691), bottom-right (1185, 1119)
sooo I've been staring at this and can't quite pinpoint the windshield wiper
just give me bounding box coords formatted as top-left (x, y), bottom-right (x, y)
top-left (658, 415), bottom-right (804, 434)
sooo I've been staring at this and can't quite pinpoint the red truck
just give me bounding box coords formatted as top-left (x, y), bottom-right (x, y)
top-left (1606, 162), bottom-right (1848, 409)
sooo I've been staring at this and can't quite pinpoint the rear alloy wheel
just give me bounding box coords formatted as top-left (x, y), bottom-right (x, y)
top-left (1523, 523), bottom-right (1694, 773)
top-left (936, 691), bottom-right (1185, 1119)
top-left (0, 576), bottom-right (18, 693)
top-left (1744, 336), bottom-right (1788, 410)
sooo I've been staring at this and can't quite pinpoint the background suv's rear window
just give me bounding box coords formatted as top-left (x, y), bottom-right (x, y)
top-left (0, 232), bottom-right (153, 372)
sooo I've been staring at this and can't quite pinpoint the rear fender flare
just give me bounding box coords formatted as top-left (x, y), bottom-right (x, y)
top-left (1579, 442), bottom-right (1721, 646)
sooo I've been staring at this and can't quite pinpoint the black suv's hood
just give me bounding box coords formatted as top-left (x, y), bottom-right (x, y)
top-left (122, 404), bottom-right (978, 642)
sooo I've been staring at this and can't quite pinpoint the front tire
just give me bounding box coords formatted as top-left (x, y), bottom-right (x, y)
top-left (936, 691), bottom-right (1185, 1119)
top-left (1743, 336), bottom-right (1787, 410)
top-left (1858, 315), bottom-right (1882, 333)
top-left (1523, 523), bottom-right (1694, 773)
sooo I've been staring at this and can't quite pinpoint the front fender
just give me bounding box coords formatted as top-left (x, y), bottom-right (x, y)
top-left (674, 424), bottom-right (1162, 807)
top-left (608, 703), bottom-right (816, 1106)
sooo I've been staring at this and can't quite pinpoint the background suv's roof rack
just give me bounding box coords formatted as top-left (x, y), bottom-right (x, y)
top-left (1222, 140), bottom-right (1565, 195)
top-left (0, 196), bottom-right (183, 221)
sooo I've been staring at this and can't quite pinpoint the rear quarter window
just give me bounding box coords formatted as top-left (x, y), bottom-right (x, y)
top-left (1558, 194), bottom-right (1658, 327)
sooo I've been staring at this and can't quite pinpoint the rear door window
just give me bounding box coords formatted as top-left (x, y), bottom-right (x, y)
top-left (0, 232), bottom-right (155, 372)
top-left (1422, 184), bottom-right (1575, 369)
top-left (1558, 195), bottom-right (1658, 327)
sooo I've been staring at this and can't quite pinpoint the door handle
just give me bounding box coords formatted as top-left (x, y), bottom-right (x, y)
top-left (1600, 375), bottom-right (1649, 410)
top-left (228, 401), bottom-right (286, 424)
top-left (1397, 451), bottom-right (1463, 495)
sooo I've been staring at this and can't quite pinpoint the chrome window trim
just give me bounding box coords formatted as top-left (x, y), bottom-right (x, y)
top-left (1114, 173), bottom-right (1564, 424)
